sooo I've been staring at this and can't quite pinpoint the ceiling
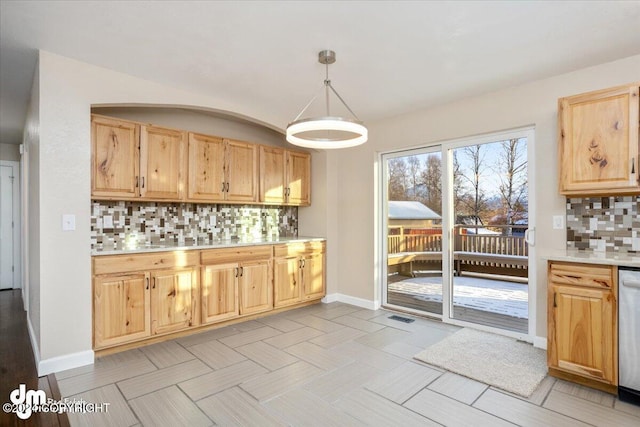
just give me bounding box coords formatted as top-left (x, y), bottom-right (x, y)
top-left (1, 1), bottom-right (640, 145)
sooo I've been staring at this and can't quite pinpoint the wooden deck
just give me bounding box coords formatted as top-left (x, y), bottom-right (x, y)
top-left (386, 274), bottom-right (528, 334)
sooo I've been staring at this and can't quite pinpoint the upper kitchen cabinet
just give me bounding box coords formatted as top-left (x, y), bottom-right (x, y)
top-left (559, 83), bottom-right (640, 195)
top-left (91, 115), bottom-right (187, 201)
top-left (140, 125), bottom-right (187, 200)
top-left (91, 115), bottom-right (140, 199)
top-left (259, 146), bottom-right (311, 206)
top-left (188, 134), bottom-right (258, 203)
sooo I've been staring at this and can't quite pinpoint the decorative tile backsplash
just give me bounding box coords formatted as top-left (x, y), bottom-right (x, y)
top-left (91, 201), bottom-right (298, 250)
top-left (566, 196), bottom-right (640, 253)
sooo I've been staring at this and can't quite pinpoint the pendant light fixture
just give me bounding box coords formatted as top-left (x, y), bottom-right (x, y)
top-left (286, 50), bottom-right (367, 149)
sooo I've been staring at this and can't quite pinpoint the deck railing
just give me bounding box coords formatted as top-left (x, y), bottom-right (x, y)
top-left (388, 225), bottom-right (528, 278)
top-left (388, 225), bottom-right (528, 256)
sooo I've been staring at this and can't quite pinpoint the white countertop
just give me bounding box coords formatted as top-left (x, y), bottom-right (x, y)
top-left (91, 236), bottom-right (326, 256)
top-left (543, 249), bottom-right (640, 268)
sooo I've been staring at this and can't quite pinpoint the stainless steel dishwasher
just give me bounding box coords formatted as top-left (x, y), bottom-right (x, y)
top-left (619, 267), bottom-right (640, 406)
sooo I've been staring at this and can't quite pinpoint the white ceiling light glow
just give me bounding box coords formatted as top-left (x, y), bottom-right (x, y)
top-left (286, 50), bottom-right (367, 149)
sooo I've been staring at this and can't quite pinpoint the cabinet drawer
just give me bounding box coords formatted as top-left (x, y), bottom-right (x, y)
top-left (201, 245), bottom-right (271, 264)
top-left (93, 251), bottom-right (199, 275)
top-left (549, 262), bottom-right (614, 289)
top-left (274, 241), bottom-right (326, 258)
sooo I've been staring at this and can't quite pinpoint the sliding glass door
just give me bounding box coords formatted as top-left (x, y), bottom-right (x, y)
top-left (383, 146), bottom-right (444, 317)
top-left (381, 128), bottom-right (534, 337)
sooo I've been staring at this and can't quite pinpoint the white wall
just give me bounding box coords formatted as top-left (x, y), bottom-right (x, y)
top-left (332, 55), bottom-right (640, 340)
top-left (32, 51), bottom-right (330, 374)
top-left (24, 63), bottom-right (40, 353)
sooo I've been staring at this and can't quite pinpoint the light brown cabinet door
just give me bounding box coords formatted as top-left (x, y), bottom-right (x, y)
top-left (188, 133), bottom-right (225, 201)
top-left (140, 125), bottom-right (186, 200)
top-left (239, 260), bottom-right (272, 315)
top-left (226, 139), bottom-right (258, 202)
top-left (274, 256), bottom-right (302, 308)
top-left (302, 252), bottom-right (325, 300)
top-left (94, 273), bottom-right (150, 348)
top-left (287, 151), bottom-right (311, 206)
top-left (151, 268), bottom-right (198, 335)
top-left (548, 283), bottom-right (617, 385)
top-left (259, 146), bottom-right (286, 204)
top-left (559, 84), bottom-right (640, 195)
top-left (201, 263), bottom-right (239, 324)
top-left (91, 116), bottom-right (139, 198)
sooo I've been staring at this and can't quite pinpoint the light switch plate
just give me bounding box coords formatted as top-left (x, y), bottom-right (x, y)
top-left (552, 215), bottom-right (564, 230)
top-left (62, 214), bottom-right (76, 231)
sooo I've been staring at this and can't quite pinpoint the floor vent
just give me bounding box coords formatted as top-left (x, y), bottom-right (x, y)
top-left (388, 315), bottom-right (415, 323)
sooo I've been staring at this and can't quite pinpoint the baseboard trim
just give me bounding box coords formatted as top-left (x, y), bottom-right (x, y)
top-left (38, 350), bottom-right (94, 376)
top-left (322, 293), bottom-right (379, 310)
top-left (533, 336), bottom-right (547, 350)
top-left (27, 315), bottom-right (41, 370)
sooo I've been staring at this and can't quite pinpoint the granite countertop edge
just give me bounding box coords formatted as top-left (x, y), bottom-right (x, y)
top-left (542, 249), bottom-right (640, 268)
top-left (92, 236), bottom-right (326, 256)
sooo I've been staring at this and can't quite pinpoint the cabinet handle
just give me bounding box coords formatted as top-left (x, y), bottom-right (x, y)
top-left (240, 266), bottom-right (244, 277)
top-left (234, 267), bottom-right (238, 278)
top-left (553, 292), bottom-right (557, 308)
top-left (141, 176), bottom-right (145, 188)
top-left (226, 182), bottom-right (230, 192)
top-left (146, 277), bottom-right (149, 290)
top-left (152, 277), bottom-right (156, 289)
top-left (302, 259), bottom-right (306, 268)
top-left (136, 176), bottom-right (139, 188)
top-left (632, 158), bottom-right (636, 174)
top-left (222, 182), bottom-right (226, 192)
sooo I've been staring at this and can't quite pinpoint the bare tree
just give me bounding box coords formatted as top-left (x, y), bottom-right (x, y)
top-left (387, 158), bottom-right (409, 201)
top-left (496, 138), bottom-right (528, 234)
top-left (460, 144), bottom-right (488, 224)
top-left (421, 155), bottom-right (442, 214)
top-left (406, 156), bottom-right (422, 199)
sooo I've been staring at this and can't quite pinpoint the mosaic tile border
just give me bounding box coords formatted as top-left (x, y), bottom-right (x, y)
top-left (91, 201), bottom-right (297, 250)
top-left (566, 196), bottom-right (640, 253)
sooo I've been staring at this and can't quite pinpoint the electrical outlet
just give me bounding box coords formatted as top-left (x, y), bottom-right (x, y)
top-left (103, 215), bottom-right (113, 228)
top-left (552, 215), bottom-right (564, 230)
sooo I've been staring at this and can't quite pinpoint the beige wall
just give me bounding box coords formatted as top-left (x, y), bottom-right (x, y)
top-left (332, 54), bottom-right (640, 341)
top-left (0, 143), bottom-right (20, 161)
top-left (29, 48), bottom-right (640, 369)
top-left (32, 51), bottom-right (329, 372)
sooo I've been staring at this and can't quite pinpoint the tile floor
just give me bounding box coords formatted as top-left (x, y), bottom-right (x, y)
top-left (55, 302), bottom-right (640, 426)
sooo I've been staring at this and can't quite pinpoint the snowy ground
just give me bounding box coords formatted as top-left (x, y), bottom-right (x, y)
top-left (388, 275), bottom-right (528, 319)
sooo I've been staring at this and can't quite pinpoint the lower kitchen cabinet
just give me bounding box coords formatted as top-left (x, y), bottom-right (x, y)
top-left (239, 260), bottom-right (273, 315)
top-left (92, 251), bottom-right (199, 349)
top-left (274, 241), bottom-right (326, 307)
top-left (92, 240), bottom-right (324, 352)
top-left (94, 272), bottom-right (151, 348)
top-left (150, 267), bottom-right (199, 335)
top-left (200, 245), bottom-right (273, 321)
top-left (201, 263), bottom-right (239, 324)
top-left (547, 261), bottom-right (618, 392)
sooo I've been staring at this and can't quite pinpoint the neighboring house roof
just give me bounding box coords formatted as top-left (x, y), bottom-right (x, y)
top-left (388, 201), bottom-right (441, 220)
